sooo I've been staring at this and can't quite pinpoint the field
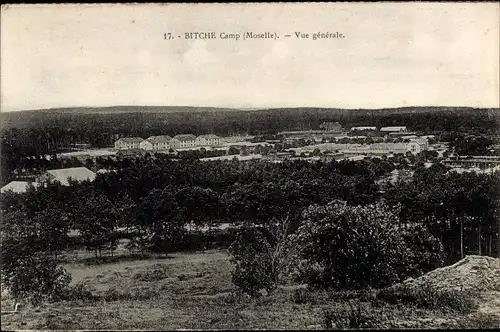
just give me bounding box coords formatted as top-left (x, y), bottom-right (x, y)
top-left (2, 243), bottom-right (500, 330)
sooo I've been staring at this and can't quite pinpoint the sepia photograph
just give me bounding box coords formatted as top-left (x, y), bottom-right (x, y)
top-left (1, 2), bottom-right (499, 330)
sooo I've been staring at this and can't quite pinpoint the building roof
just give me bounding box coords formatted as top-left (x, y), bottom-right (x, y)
top-left (201, 154), bottom-right (263, 162)
top-left (173, 134), bottom-right (197, 142)
top-left (380, 126), bottom-right (407, 132)
top-left (350, 126), bottom-right (377, 131)
top-left (197, 134), bottom-right (220, 139)
top-left (45, 167), bottom-right (96, 186)
top-left (57, 149), bottom-right (117, 158)
top-left (117, 137), bottom-right (143, 143)
top-left (145, 135), bottom-right (172, 144)
top-left (96, 169), bottom-right (117, 174)
top-left (1, 181), bottom-right (39, 194)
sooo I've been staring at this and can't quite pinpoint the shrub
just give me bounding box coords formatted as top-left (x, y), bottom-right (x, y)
top-left (228, 216), bottom-right (299, 296)
top-left (400, 223), bottom-right (445, 276)
top-left (60, 283), bottom-right (99, 302)
top-left (295, 200), bottom-right (444, 290)
top-left (376, 283), bottom-right (477, 313)
top-left (229, 226), bottom-right (277, 296)
top-left (133, 264), bottom-right (168, 281)
top-left (322, 301), bottom-right (385, 329)
top-left (1, 211), bottom-right (72, 305)
top-left (2, 250), bottom-right (71, 305)
top-left (292, 288), bottom-right (317, 304)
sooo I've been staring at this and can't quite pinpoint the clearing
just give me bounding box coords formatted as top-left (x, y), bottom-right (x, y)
top-left (1, 249), bottom-right (500, 329)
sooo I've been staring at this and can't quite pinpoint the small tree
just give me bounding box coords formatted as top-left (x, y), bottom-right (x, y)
top-left (295, 200), bottom-right (444, 290)
top-left (1, 211), bottom-right (71, 305)
top-left (229, 216), bottom-right (298, 296)
top-left (135, 188), bottom-right (186, 254)
top-left (74, 194), bottom-right (118, 260)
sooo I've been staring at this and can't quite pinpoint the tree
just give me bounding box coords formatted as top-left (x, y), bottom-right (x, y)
top-left (135, 188), bottom-right (186, 253)
top-left (174, 186), bottom-right (220, 227)
top-left (295, 200), bottom-right (444, 289)
top-left (74, 194), bottom-right (118, 260)
top-left (1, 211), bottom-right (71, 304)
top-left (229, 216), bottom-right (298, 296)
top-left (36, 206), bottom-right (71, 258)
top-left (228, 146), bottom-right (240, 155)
top-left (312, 148), bottom-right (321, 157)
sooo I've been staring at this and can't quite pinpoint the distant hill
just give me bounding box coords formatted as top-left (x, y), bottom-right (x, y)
top-left (1, 105), bottom-right (498, 135)
top-left (10, 106), bottom-right (243, 114)
top-left (3, 105), bottom-right (494, 115)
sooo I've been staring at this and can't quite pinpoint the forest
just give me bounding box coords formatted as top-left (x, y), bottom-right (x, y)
top-left (1, 107), bottom-right (500, 309)
top-left (2, 156), bottom-right (499, 276)
top-left (1, 106), bottom-right (499, 185)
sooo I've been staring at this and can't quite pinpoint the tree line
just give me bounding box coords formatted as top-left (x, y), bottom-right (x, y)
top-left (2, 107), bottom-right (498, 183)
top-left (1, 156), bottom-right (499, 301)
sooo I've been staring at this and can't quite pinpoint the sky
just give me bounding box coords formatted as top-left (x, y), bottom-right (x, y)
top-left (1, 3), bottom-right (499, 112)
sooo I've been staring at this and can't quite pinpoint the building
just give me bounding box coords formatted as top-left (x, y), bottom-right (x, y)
top-left (297, 140), bottom-right (428, 156)
top-left (139, 135), bottom-right (172, 151)
top-left (401, 135), bottom-right (419, 140)
top-left (263, 151), bottom-right (295, 162)
top-left (196, 134), bottom-right (221, 146)
top-left (320, 122), bottom-right (342, 132)
top-left (96, 169), bottom-right (117, 175)
top-left (63, 143), bottom-right (92, 150)
top-left (37, 167), bottom-right (96, 186)
top-left (114, 137), bottom-right (144, 150)
top-left (406, 141), bottom-right (425, 154)
top-left (57, 149), bottom-right (117, 162)
top-left (380, 126), bottom-right (407, 133)
top-left (443, 156), bottom-right (500, 170)
top-left (170, 134), bottom-right (197, 149)
top-left (1, 181), bottom-right (39, 194)
top-left (200, 154), bottom-right (263, 162)
top-left (223, 135), bottom-right (255, 143)
top-left (350, 126), bottom-right (377, 131)
top-left (278, 130), bottom-right (342, 141)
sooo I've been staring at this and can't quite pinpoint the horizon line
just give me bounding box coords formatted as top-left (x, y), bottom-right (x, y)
top-left (2, 104), bottom-right (499, 113)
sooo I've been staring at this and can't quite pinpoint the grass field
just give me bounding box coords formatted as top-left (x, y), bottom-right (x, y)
top-left (2, 247), bottom-right (499, 330)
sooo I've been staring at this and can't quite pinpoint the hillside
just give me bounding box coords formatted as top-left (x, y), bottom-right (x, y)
top-left (2, 249), bottom-right (499, 330)
top-left (1, 106), bottom-right (498, 132)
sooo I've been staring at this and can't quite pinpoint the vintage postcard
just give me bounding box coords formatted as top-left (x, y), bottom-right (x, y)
top-left (1, 2), bottom-right (499, 330)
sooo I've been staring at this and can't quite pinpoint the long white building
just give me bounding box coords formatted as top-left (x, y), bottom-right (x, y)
top-left (114, 137), bottom-right (144, 149)
top-left (139, 135), bottom-right (172, 151)
top-left (196, 134), bottom-right (221, 146)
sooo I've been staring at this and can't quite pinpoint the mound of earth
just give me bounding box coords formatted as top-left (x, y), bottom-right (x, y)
top-left (402, 255), bottom-right (500, 293)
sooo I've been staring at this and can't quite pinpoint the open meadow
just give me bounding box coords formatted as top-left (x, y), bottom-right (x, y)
top-left (2, 241), bottom-right (500, 330)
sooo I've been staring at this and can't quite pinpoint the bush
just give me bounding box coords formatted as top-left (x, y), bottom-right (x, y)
top-left (292, 288), bottom-right (376, 305)
top-left (295, 200), bottom-right (444, 290)
top-left (214, 291), bottom-right (250, 305)
top-left (292, 288), bottom-right (317, 304)
top-left (1, 211), bottom-right (72, 305)
top-left (322, 301), bottom-right (386, 329)
top-left (133, 264), bottom-right (168, 281)
top-left (228, 217), bottom-right (299, 296)
top-left (400, 223), bottom-right (445, 276)
top-left (2, 250), bottom-right (71, 305)
top-left (229, 226), bottom-right (277, 296)
top-left (376, 283), bottom-right (477, 313)
top-left (59, 283), bottom-right (99, 302)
